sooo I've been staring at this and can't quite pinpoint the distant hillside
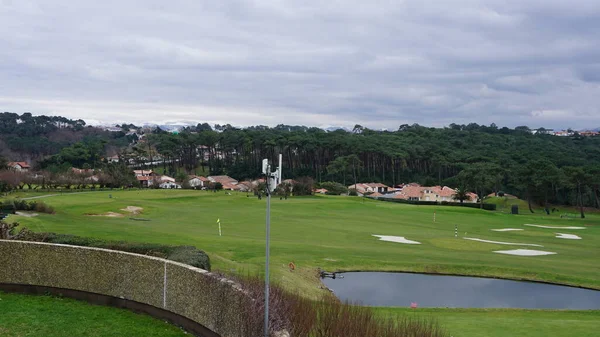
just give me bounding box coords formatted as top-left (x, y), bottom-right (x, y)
top-left (0, 112), bottom-right (133, 165)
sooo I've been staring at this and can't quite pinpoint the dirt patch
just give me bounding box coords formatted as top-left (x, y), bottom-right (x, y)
top-left (121, 206), bottom-right (143, 214)
top-left (85, 212), bottom-right (124, 218)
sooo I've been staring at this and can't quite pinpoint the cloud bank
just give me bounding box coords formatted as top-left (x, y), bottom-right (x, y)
top-left (1, 0), bottom-right (599, 129)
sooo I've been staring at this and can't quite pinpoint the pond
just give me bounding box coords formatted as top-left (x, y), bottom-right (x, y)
top-left (321, 272), bottom-right (600, 309)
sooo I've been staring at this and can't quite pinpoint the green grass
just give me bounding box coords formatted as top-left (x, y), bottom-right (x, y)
top-left (4, 190), bottom-right (600, 336)
top-left (0, 291), bottom-right (186, 337)
top-left (375, 308), bottom-right (600, 337)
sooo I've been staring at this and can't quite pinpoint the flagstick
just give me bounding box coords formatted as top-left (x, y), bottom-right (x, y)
top-left (218, 219), bottom-right (222, 236)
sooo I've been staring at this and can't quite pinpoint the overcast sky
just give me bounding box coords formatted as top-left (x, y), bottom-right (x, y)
top-left (2, 0), bottom-right (600, 129)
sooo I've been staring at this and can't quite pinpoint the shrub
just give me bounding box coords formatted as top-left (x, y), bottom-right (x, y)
top-left (293, 177), bottom-right (314, 196)
top-left (348, 188), bottom-right (358, 196)
top-left (320, 181), bottom-right (348, 195)
top-left (225, 274), bottom-right (448, 337)
top-left (2, 200), bottom-right (55, 214)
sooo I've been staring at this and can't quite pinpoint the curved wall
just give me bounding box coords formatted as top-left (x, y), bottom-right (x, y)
top-left (0, 240), bottom-right (249, 337)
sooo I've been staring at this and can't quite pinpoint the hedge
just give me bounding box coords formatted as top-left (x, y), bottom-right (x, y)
top-left (375, 197), bottom-right (497, 211)
top-left (17, 232), bottom-right (211, 271)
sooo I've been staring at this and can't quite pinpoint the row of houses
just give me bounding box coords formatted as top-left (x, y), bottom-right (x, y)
top-left (314, 182), bottom-right (479, 203)
top-left (133, 170), bottom-right (287, 191)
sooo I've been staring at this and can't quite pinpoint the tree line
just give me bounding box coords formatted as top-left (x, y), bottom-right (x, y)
top-left (2, 115), bottom-right (600, 215)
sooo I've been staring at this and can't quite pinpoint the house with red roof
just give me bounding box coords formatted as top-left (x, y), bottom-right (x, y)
top-left (393, 184), bottom-right (478, 203)
top-left (7, 162), bottom-right (30, 172)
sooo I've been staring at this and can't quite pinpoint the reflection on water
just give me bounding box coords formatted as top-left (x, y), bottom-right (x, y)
top-left (321, 272), bottom-right (600, 309)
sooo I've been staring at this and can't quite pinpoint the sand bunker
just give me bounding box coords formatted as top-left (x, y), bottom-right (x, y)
top-left (15, 211), bottom-right (39, 217)
top-left (86, 212), bottom-right (124, 218)
top-left (494, 249), bottom-right (557, 256)
top-left (556, 233), bottom-right (582, 240)
top-left (121, 206), bottom-right (143, 214)
top-left (464, 237), bottom-right (543, 247)
top-left (490, 228), bottom-right (523, 232)
top-left (524, 224), bottom-right (585, 230)
top-left (373, 235), bottom-right (421, 245)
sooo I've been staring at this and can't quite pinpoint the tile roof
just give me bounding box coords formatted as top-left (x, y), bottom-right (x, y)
top-left (8, 161), bottom-right (30, 168)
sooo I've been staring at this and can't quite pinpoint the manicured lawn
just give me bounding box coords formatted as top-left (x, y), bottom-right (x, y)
top-left (376, 308), bottom-right (600, 337)
top-left (4, 190), bottom-right (600, 336)
top-left (0, 291), bottom-right (186, 337)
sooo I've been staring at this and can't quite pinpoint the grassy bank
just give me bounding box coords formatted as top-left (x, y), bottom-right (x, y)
top-left (0, 291), bottom-right (186, 337)
top-left (375, 308), bottom-right (600, 337)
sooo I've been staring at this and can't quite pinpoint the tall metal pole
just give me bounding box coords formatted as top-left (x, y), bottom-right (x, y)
top-left (264, 173), bottom-right (271, 337)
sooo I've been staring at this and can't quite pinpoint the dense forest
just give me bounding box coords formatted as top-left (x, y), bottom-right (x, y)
top-left (1, 113), bottom-right (600, 212)
top-left (139, 123), bottom-right (600, 212)
top-left (0, 112), bottom-right (134, 165)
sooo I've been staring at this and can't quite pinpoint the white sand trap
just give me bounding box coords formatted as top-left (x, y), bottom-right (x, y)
top-left (556, 233), bottom-right (582, 240)
top-left (524, 224), bottom-right (585, 230)
top-left (15, 211), bottom-right (39, 217)
top-left (491, 228), bottom-right (523, 232)
top-left (373, 235), bottom-right (421, 245)
top-left (464, 237), bottom-right (543, 247)
top-left (494, 249), bottom-right (557, 256)
top-left (86, 212), bottom-right (124, 218)
top-left (121, 206), bottom-right (143, 214)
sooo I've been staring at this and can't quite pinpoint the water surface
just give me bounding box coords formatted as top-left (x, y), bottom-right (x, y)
top-left (321, 272), bottom-right (600, 309)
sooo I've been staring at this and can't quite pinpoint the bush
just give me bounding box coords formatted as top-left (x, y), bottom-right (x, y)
top-left (320, 181), bottom-right (348, 195)
top-left (2, 200), bottom-right (55, 214)
top-left (348, 188), bottom-right (358, 196)
top-left (18, 232), bottom-right (211, 270)
top-left (293, 177), bottom-right (314, 196)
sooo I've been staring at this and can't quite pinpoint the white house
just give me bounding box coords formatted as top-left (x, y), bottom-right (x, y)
top-left (188, 175), bottom-right (209, 189)
top-left (159, 181), bottom-right (181, 189)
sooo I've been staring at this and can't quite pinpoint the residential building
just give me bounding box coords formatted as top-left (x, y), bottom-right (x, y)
top-left (393, 184), bottom-right (477, 203)
top-left (208, 175), bottom-right (238, 185)
top-left (7, 162), bottom-right (30, 172)
top-left (133, 170), bottom-right (155, 177)
top-left (348, 182), bottom-right (390, 194)
top-left (188, 176), bottom-right (209, 189)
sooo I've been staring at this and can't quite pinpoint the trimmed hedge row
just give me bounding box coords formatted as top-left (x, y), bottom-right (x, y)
top-left (375, 197), bottom-right (497, 211)
top-left (17, 232), bottom-right (210, 270)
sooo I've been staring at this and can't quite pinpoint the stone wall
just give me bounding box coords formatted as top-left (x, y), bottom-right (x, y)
top-left (0, 240), bottom-right (250, 337)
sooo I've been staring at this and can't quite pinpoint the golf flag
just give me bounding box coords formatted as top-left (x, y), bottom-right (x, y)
top-left (410, 302), bottom-right (418, 308)
top-left (217, 218), bottom-right (221, 236)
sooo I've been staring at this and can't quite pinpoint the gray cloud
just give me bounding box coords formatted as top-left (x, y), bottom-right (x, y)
top-left (1, 0), bottom-right (600, 129)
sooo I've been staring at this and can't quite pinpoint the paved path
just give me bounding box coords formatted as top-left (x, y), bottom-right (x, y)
top-left (21, 192), bottom-right (93, 200)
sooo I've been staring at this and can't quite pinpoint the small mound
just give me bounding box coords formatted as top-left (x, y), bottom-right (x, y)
top-left (121, 206), bottom-right (143, 214)
top-left (372, 235), bottom-right (421, 245)
top-left (494, 249), bottom-right (556, 256)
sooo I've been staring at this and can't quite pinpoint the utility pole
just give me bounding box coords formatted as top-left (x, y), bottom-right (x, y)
top-left (262, 154), bottom-right (282, 337)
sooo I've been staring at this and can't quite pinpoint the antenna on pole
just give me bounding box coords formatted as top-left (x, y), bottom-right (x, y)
top-left (262, 155), bottom-right (282, 337)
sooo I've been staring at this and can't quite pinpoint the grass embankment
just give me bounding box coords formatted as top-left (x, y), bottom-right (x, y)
top-left (375, 308), bottom-right (600, 337)
top-left (4, 190), bottom-right (600, 336)
top-left (0, 291), bottom-right (186, 337)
